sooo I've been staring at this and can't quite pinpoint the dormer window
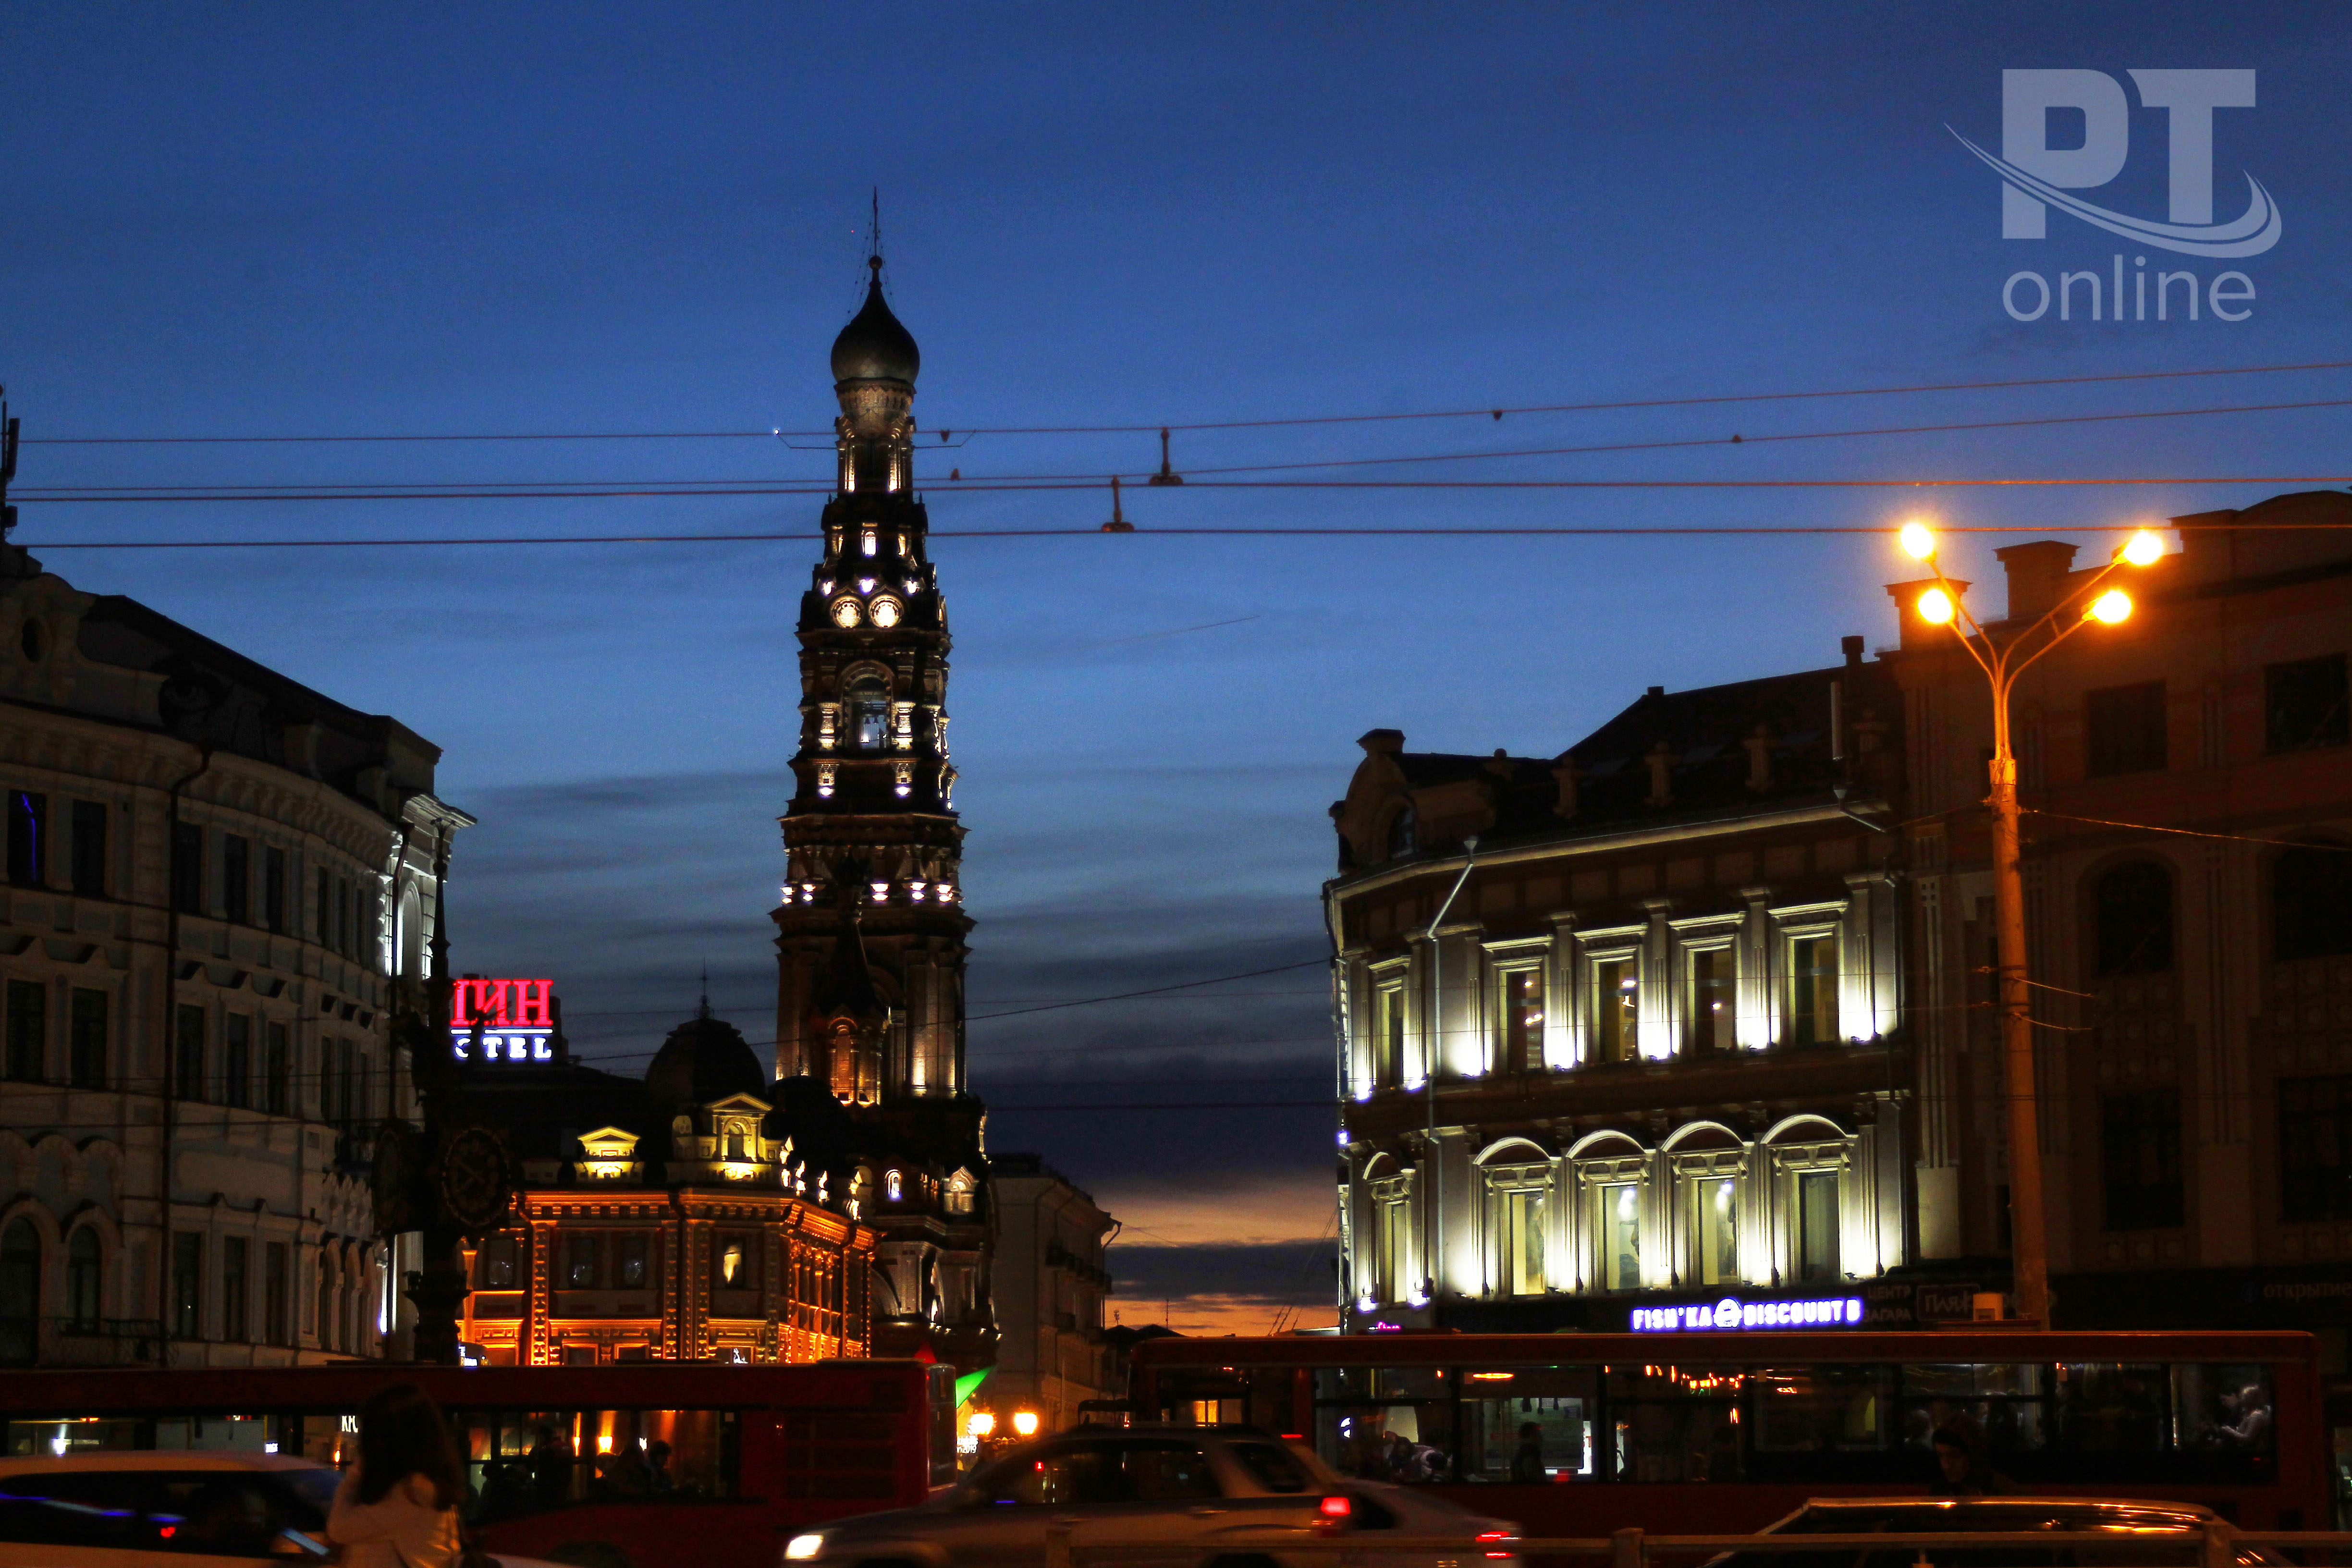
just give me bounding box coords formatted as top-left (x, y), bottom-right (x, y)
top-left (1387, 807), bottom-right (1417, 859)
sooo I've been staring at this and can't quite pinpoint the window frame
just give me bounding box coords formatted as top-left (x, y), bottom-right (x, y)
top-left (2265, 651), bottom-right (2350, 755)
top-left (1674, 918), bottom-right (1741, 1057)
top-left (1369, 962), bottom-right (1409, 1089)
top-left (1775, 906), bottom-right (1846, 1048)
top-left (1581, 930), bottom-right (1644, 1066)
top-left (2084, 679), bottom-right (2169, 778)
top-left (1576, 1153), bottom-right (1647, 1294)
top-left (1487, 941), bottom-right (1549, 1076)
top-left (1672, 1147), bottom-right (1746, 1288)
top-left (1482, 1158), bottom-right (1552, 1298)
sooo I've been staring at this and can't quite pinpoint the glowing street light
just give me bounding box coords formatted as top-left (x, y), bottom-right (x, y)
top-left (966, 1411), bottom-right (996, 1438)
top-left (1010, 1410), bottom-right (1041, 1438)
top-left (1891, 520), bottom-right (2161, 1326)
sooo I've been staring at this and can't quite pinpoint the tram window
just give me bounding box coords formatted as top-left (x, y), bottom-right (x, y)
top-left (1456, 1366), bottom-right (1596, 1482)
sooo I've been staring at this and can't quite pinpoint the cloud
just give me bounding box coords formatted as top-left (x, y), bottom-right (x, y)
top-left (1093, 1164), bottom-right (1333, 1247)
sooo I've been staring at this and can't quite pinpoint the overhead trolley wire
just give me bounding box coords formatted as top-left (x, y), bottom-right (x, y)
top-left (23, 506), bottom-right (2352, 551)
top-left (22, 356), bottom-right (2352, 446)
top-left (23, 389), bottom-right (2352, 500)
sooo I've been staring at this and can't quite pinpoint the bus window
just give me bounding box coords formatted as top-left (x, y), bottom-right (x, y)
top-left (2175, 1364), bottom-right (2275, 1458)
top-left (1456, 1366), bottom-right (1595, 1483)
top-left (1606, 1365), bottom-right (1742, 1483)
top-left (1750, 1366), bottom-right (1895, 1456)
top-left (1901, 1363), bottom-right (2048, 1460)
top-left (1315, 1366), bottom-right (1454, 1483)
top-left (2052, 1364), bottom-right (2172, 1456)
top-left (454, 1409), bottom-right (739, 1520)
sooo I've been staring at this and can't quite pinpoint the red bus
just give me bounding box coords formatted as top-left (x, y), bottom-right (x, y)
top-left (0, 1360), bottom-right (955, 1568)
top-left (1130, 1330), bottom-right (2324, 1535)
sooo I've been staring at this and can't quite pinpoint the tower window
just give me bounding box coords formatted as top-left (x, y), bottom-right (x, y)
top-left (844, 672), bottom-right (889, 750)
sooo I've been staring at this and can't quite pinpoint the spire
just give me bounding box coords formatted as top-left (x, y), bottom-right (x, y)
top-left (698, 965), bottom-right (711, 1021)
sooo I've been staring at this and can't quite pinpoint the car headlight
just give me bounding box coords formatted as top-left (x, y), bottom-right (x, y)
top-left (784, 1535), bottom-right (825, 1561)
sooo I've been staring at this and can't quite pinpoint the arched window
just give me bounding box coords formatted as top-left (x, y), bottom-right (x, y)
top-left (0, 1219), bottom-right (37, 1365)
top-left (2094, 862), bottom-right (2175, 975)
top-left (844, 671), bottom-right (890, 751)
top-left (65, 1228), bottom-right (99, 1331)
top-left (1386, 806), bottom-right (1417, 860)
top-left (2275, 845), bottom-right (2352, 962)
top-left (883, 1169), bottom-right (904, 1202)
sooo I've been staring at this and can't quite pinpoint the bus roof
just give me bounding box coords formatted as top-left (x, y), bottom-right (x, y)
top-left (1127, 1329), bottom-right (2322, 1367)
top-left (0, 1361), bottom-right (939, 1414)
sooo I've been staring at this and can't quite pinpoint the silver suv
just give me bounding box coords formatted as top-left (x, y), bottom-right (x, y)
top-left (783, 1424), bottom-right (1519, 1568)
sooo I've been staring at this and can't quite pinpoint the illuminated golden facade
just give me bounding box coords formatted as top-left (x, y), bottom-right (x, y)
top-left (453, 1014), bottom-right (877, 1366)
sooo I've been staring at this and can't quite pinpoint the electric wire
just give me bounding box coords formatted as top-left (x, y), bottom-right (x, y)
top-left (25, 356), bottom-right (2352, 445)
top-left (22, 510), bottom-right (2352, 551)
top-left (26, 389), bottom-right (2352, 497)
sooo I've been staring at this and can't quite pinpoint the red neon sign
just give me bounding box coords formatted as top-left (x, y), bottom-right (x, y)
top-left (451, 978), bottom-right (554, 1029)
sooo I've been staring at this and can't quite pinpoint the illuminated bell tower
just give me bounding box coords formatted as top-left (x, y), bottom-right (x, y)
top-left (772, 253), bottom-right (991, 1366)
top-left (775, 254), bottom-right (969, 1103)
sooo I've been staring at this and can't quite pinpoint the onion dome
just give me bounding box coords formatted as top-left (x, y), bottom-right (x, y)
top-left (830, 257), bottom-right (920, 387)
top-left (643, 1003), bottom-right (766, 1107)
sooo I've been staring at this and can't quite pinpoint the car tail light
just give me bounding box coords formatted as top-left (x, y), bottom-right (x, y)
top-left (1319, 1495), bottom-right (1353, 1520)
top-left (1477, 1530), bottom-right (1519, 1559)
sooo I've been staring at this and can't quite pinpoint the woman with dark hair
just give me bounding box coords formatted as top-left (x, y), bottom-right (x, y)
top-left (327, 1382), bottom-right (465, 1568)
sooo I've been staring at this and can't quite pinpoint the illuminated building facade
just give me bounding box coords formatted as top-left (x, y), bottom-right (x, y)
top-left (1332, 490), bottom-right (2352, 1344)
top-left (771, 256), bottom-right (992, 1370)
top-left (0, 543), bottom-right (466, 1367)
top-left (1893, 491), bottom-right (2352, 1335)
top-left (1329, 641), bottom-right (1915, 1332)
top-left (983, 1153), bottom-right (1120, 1434)
top-left (455, 999), bottom-right (876, 1366)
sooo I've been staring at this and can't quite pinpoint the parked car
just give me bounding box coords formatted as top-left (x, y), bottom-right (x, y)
top-left (1705, 1497), bottom-right (2287, 1568)
top-left (0, 1452), bottom-right (567, 1568)
top-left (781, 1423), bottom-right (1519, 1568)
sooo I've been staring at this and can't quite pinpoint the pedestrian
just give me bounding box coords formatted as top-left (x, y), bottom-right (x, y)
top-left (1930, 1422), bottom-right (2012, 1496)
top-left (1508, 1422), bottom-right (1546, 1483)
top-left (327, 1382), bottom-right (465, 1568)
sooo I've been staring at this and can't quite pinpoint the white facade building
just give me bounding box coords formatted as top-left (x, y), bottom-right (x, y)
top-left (0, 550), bottom-right (466, 1366)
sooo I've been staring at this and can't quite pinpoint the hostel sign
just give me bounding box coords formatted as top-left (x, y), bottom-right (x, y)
top-left (451, 977), bottom-right (556, 1064)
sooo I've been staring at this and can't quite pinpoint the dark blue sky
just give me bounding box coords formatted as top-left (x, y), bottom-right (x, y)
top-left (4, 2), bottom-right (2346, 1330)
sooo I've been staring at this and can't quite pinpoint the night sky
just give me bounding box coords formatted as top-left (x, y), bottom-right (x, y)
top-left (4, 3), bottom-right (2347, 1333)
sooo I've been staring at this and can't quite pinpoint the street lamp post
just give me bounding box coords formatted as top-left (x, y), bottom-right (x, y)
top-left (1895, 521), bottom-right (2162, 1326)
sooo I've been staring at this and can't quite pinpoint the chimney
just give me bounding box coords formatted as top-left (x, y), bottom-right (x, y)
top-left (1886, 577), bottom-right (1970, 650)
top-left (1994, 540), bottom-right (2080, 623)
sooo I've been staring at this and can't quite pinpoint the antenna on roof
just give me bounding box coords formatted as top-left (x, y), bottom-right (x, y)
top-left (698, 964), bottom-right (711, 1020)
